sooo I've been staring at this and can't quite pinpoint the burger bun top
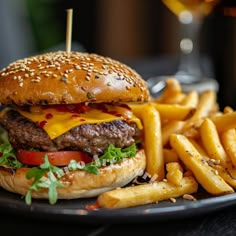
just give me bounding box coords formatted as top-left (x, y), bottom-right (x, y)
top-left (0, 51), bottom-right (150, 106)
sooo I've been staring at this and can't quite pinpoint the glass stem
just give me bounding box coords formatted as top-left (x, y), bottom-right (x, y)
top-left (176, 15), bottom-right (203, 81)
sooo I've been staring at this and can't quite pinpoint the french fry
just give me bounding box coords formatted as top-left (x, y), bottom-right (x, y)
top-left (212, 165), bottom-right (236, 188)
top-left (199, 118), bottom-right (230, 167)
top-left (190, 90), bottom-right (217, 119)
top-left (130, 103), bottom-right (164, 180)
top-left (170, 134), bottom-right (234, 195)
top-left (226, 166), bottom-right (236, 179)
top-left (153, 103), bottom-right (195, 121)
top-left (188, 138), bottom-right (208, 157)
top-left (154, 78), bottom-right (182, 104)
top-left (180, 90), bottom-right (199, 108)
top-left (163, 148), bottom-right (179, 163)
top-left (182, 123), bottom-right (201, 139)
top-left (161, 93), bottom-right (186, 105)
top-left (162, 120), bottom-right (185, 146)
top-left (221, 129), bottom-right (236, 167)
top-left (166, 162), bottom-right (183, 186)
top-left (97, 176), bottom-right (198, 209)
top-left (223, 106), bottom-right (234, 113)
top-left (211, 111), bottom-right (236, 132)
top-left (182, 90), bottom-right (218, 135)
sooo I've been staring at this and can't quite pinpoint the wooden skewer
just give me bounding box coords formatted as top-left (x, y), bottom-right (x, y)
top-left (66, 9), bottom-right (73, 53)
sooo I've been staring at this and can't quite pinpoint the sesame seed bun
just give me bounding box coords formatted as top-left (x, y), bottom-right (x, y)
top-left (0, 51), bottom-right (150, 105)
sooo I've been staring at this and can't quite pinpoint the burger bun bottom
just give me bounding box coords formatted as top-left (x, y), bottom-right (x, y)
top-left (0, 149), bottom-right (146, 200)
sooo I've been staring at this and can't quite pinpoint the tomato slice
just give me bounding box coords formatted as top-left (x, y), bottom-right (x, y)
top-left (16, 150), bottom-right (93, 166)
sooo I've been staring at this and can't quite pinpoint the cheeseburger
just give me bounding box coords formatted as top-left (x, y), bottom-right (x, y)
top-left (0, 51), bottom-right (150, 204)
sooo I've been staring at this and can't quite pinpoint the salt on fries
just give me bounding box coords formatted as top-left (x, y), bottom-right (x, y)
top-left (98, 78), bottom-right (236, 209)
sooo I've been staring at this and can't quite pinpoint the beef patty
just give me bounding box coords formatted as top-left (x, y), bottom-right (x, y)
top-left (0, 109), bottom-right (140, 157)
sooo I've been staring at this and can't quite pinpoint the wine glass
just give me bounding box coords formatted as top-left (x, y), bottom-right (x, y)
top-left (147, 0), bottom-right (220, 97)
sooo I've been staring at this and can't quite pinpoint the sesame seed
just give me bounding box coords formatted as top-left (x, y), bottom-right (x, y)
top-left (81, 86), bottom-right (86, 92)
top-left (74, 65), bottom-right (81, 70)
top-left (20, 63), bottom-right (26, 68)
top-left (31, 79), bottom-right (40, 83)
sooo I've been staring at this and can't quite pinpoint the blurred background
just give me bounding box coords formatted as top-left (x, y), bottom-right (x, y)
top-left (0, 0), bottom-right (235, 108)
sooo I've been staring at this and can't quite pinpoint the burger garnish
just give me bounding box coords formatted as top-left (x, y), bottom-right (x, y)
top-left (0, 51), bottom-right (150, 205)
top-left (0, 141), bottom-right (23, 168)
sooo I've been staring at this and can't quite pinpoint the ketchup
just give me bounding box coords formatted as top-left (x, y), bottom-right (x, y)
top-left (38, 120), bottom-right (47, 128)
top-left (85, 201), bottom-right (100, 210)
top-left (45, 113), bottom-right (53, 119)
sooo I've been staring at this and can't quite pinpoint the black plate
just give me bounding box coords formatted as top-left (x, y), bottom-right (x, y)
top-left (0, 187), bottom-right (236, 224)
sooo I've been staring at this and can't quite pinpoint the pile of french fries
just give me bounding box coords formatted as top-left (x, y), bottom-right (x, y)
top-left (98, 78), bottom-right (236, 209)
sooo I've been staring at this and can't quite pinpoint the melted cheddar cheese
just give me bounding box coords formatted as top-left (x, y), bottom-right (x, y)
top-left (17, 104), bottom-right (142, 139)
